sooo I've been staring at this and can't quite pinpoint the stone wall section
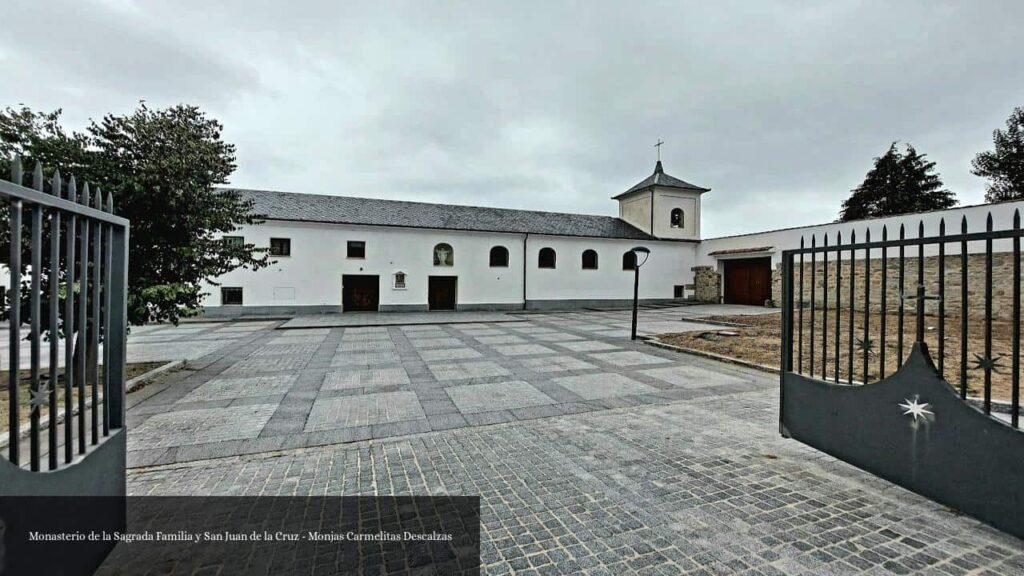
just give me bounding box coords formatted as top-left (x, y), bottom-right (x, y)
top-left (692, 266), bottom-right (721, 303)
top-left (771, 252), bottom-right (1023, 321)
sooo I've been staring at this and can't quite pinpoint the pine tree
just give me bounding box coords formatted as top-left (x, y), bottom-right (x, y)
top-left (839, 142), bottom-right (956, 222)
top-left (972, 106), bottom-right (1024, 203)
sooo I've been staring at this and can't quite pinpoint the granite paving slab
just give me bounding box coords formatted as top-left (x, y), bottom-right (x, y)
top-left (552, 373), bottom-right (658, 400)
top-left (305, 391), bottom-right (426, 430)
top-left (446, 381), bottom-right (556, 414)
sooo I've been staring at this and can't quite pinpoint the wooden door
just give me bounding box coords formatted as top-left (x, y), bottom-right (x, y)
top-left (342, 275), bottom-right (379, 311)
top-left (428, 276), bottom-right (457, 311)
top-left (723, 258), bottom-right (771, 305)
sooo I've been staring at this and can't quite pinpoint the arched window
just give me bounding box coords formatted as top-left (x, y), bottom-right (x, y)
top-left (489, 246), bottom-right (509, 268)
top-left (433, 243), bottom-right (453, 266)
top-left (581, 249), bottom-right (598, 270)
top-left (622, 251), bottom-right (637, 270)
top-left (670, 208), bottom-right (684, 229)
top-left (538, 247), bottom-right (556, 269)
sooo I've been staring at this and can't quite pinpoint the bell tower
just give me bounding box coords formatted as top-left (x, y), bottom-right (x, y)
top-left (613, 160), bottom-right (710, 240)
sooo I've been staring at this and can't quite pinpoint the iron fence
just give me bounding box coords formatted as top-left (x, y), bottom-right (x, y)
top-left (2, 155), bottom-right (130, 471)
top-left (780, 210), bottom-right (1022, 428)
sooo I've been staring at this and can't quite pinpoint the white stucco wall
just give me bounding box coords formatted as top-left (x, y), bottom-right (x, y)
top-left (618, 193), bottom-right (653, 235)
top-left (524, 235), bottom-right (696, 302)
top-left (698, 200), bottom-right (1024, 267)
top-left (200, 221), bottom-right (525, 309)
top-left (200, 220), bottom-right (698, 310)
top-left (652, 191), bottom-right (701, 240)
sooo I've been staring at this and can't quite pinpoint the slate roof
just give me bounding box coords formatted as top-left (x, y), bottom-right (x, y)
top-left (613, 161), bottom-right (710, 199)
top-left (226, 188), bottom-right (662, 241)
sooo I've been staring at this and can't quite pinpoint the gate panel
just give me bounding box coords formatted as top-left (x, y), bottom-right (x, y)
top-left (779, 211), bottom-right (1024, 541)
top-left (1, 156), bottom-right (130, 574)
top-left (783, 343), bottom-right (1024, 539)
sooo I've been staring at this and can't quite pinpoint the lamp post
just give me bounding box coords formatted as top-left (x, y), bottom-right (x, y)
top-left (630, 246), bottom-right (651, 340)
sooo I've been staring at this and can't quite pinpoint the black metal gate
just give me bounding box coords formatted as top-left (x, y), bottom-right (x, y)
top-left (0, 156), bottom-right (130, 573)
top-left (780, 211), bottom-right (1024, 540)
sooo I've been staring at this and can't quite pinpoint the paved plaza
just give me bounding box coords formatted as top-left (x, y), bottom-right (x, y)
top-left (117, 306), bottom-right (1023, 574)
top-left (124, 307), bottom-right (760, 467)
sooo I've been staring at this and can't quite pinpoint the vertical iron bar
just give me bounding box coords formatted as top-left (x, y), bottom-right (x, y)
top-left (797, 237), bottom-right (804, 373)
top-left (780, 252), bottom-right (794, 436)
top-left (960, 216), bottom-right (968, 400)
top-left (834, 231), bottom-right (842, 383)
top-left (848, 230), bottom-right (855, 384)
top-left (863, 229), bottom-right (871, 383)
top-left (107, 224), bottom-right (129, 429)
top-left (7, 162), bottom-right (22, 464)
top-left (47, 170), bottom-right (61, 470)
top-left (102, 193), bottom-right (114, 436)
top-left (880, 226), bottom-right (888, 379)
top-left (898, 224), bottom-right (905, 364)
top-left (822, 233), bottom-right (829, 379)
top-left (1012, 210), bottom-right (1020, 428)
top-left (63, 177), bottom-right (77, 463)
top-left (938, 219), bottom-right (946, 375)
top-left (984, 213), bottom-right (993, 414)
top-left (29, 164), bottom-right (43, 471)
top-left (809, 235), bottom-right (816, 376)
top-left (917, 221), bottom-right (925, 344)
top-left (77, 184), bottom-right (90, 454)
top-left (90, 190), bottom-right (102, 444)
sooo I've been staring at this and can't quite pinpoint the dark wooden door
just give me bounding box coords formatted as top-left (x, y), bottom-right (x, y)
top-left (428, 276), bottom-right (457, 311)
top-left (342, 275), bottom-right (379, 311)
top-left (723, 258), bottom-right (771, 305)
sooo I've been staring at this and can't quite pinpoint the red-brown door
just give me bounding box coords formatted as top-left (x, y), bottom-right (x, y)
top-left (723, 258), bottom-right (771, 305)
top-left (342, 275), bottom-right (379, 311)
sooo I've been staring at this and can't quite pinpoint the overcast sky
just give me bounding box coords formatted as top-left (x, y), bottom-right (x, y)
top-left (3, 1), bottom-right (1022, 237)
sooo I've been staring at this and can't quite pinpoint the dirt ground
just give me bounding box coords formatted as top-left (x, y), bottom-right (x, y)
top-left (0, 362), bottom-right (165, 433)
top-left (660, 311), bottom-right (1021, 404)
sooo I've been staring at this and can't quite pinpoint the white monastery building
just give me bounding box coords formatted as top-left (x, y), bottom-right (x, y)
top-left (201, 161), bottom-right (1024, 316)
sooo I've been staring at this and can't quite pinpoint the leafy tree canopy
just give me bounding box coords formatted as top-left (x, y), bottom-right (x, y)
top-left (0, 103), bottom-right (270, 325)
top-left (839, 142), bottom-right (957, 222)
top-left (972, 106), bottom-right (1024, 203)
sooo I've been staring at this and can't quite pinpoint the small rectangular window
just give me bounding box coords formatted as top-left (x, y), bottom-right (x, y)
top-left (674, 285), bottom-right (685, 298)
top-left (223, 235), bottom-right (244, 247)
top-left (269, 238), bottom-right (291, 256)
top-left (347, 241), bottom-right (366, 259)
top-left (394, 272), bottom-right (406, 289)
top-left (221, 287), bottom-right (243, 306)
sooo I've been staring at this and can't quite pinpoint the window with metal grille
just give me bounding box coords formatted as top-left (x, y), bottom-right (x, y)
top-left (269, 237), bottom-right (291, 256)
top-left (347, 241), bottom-right (366, 258)
top-left (221, 287), bottom-right (243, 306)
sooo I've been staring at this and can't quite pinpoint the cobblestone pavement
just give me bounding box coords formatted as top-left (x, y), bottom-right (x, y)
top-left (125, 308), bottom-right (753, 467)
top-left (127, 386), bottom-right (1024, 575)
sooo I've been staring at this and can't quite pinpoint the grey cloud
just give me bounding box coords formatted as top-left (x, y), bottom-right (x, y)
top-left (3, 0), bottom-right (1022, 237)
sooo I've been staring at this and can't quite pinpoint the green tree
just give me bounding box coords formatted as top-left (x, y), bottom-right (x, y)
top-left (0, 103), bottom-right (271, 326)
top-left (972, 106), bottom-right (1024, 203)
top-left (839, 142), bottom-right (956, 222)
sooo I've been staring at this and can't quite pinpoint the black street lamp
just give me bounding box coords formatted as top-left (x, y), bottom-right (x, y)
top-left (630, 246), bottom-right (651, 341)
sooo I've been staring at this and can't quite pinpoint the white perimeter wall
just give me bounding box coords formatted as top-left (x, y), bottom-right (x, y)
top-left (698, 200), bottom-right (1024, 267)
top-left (201, 221), bottom-right (698, 308)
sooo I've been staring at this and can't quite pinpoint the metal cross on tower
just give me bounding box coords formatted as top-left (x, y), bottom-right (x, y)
top-left (654, 139), bottom-right (664, 162)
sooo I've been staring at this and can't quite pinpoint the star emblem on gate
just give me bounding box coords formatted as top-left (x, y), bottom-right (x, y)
top-left (898, 396), bottom-right (934, 423)
top-left (969, 353), bottom-right (1005, 374)
top-left (28, 384), bottom-right (51, 413)
top-left (854, 338), bottom-right (876, 356)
